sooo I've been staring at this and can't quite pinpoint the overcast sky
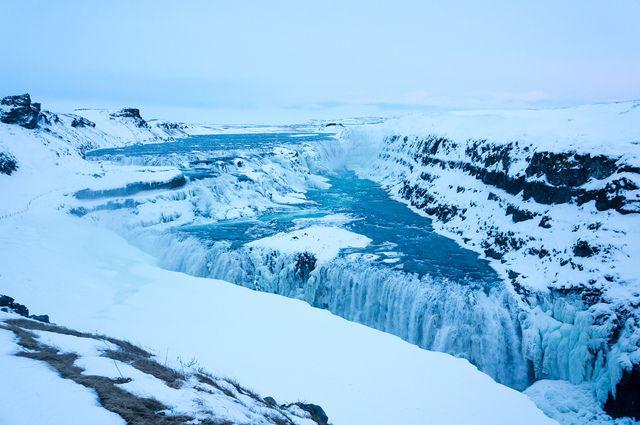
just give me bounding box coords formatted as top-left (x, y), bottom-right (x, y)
top-left (1, 0), bottom-right (639, 123)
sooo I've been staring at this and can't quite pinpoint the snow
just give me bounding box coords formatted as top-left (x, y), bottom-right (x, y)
top-left (33, 329), bottom-right (118, 356)
top-left (0, 209), bottom-right (554, 425)
top-left (11, 98), bottom-right (636, 424)
top-left (325, 101), bottom-right (640, 409)
top-left (525, 380), bottom-right (636, 425)
top-left (0, 322), bottom-right (125, 425)
top-left (246, 225), bottom-right (372, 263)
top-left (363, 101), bottom-right (640, 158)
top-left (74, 165), bottom-right (183, 193)
top-left (292, 213), bottom-right (356, 227)
top-left (0, 313), bottom-right (319, 425)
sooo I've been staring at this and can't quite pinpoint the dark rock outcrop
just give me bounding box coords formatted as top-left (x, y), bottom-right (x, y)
top-left (0, 152), bottom-right (18, 175)
top-left (392, 135), bottom-right (640, 215)
top-left (605, 364), bottom-right (640, 420)
top-left (0, 294), bottom-right (49, 323)
top-left (287, 402), bottom-right (329, 425)
top-left (110, 108), bottom-right (149, 128)
top-left (506, 205), bottom-right (536, 222)
top-left (0, 94), bottom-right (45, 129)
top-left (71, 115), bottom-right (96, 128)
top-left (573, 240), bottom-right (599, 257)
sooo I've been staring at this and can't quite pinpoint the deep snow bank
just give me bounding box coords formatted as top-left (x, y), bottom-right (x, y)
top-left (333, 102), bottom-right (640, 417)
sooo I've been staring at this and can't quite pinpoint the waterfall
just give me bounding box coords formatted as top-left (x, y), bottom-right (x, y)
top-left (136, 230), bottom-right (530, 389)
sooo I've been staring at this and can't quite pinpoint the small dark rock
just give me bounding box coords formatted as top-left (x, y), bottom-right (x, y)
top-left (0, 152), bottom-right (18, 175)
top-left (507, 270), bottom-right (520, 279)
top-left (505, 205), bottom-right (536, 223)
top-left (71, 116), bottom-right (96, 128)
top-left (484, 248), bottom-right (503, 259)
top-left (538, 216), bottom-right (552, 229)
top-left (573, 240), bottom-right (600, 257)
top-left (0, 294), bottom-right (29, 316)
top-left (290, 402), bottom-right (329, 425)
top-left (29, 314), bottom-right (50, 323)
top-left (264, 396), bottom-right (277, 407)
top-left (487, 192), bottom-right (500, 201)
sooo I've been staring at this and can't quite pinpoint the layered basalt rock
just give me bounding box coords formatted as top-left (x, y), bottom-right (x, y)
top-left (392, 135), bottom-right (640, 215)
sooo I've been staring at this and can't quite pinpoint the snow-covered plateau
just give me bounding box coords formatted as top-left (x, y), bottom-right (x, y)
top-left (1, 92), bottom-right (639, 424)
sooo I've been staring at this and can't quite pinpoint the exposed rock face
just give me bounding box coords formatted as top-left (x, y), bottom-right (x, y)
top-left (110, 108), bottom-right (149, 128)
top-left (0, 94), bottom-right (45, 129)
top-left (392, 135), bottom-right (639, 215)
top-left (0, 152), bottom-right (18, 175)
top-left (0, 294), bottom-right (49, 323)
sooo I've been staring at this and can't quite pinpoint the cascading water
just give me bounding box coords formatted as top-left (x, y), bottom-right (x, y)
top-left (82, 131), bottom-right (534, 390)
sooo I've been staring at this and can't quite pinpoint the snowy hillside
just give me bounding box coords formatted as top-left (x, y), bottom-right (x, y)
top-left (0, 308), bottom-right (328, 425)
top-left (0, 94), bottom-right (558, 424)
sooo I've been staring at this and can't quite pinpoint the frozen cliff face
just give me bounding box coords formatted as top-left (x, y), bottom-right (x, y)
top-left (333, 102), bottom-right (640, 418)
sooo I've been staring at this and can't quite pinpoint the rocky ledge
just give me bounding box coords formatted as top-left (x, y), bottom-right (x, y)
top-left (0, 93), bottom-right (48, 129)
top-left (110, 108), bottom-right (150, 128)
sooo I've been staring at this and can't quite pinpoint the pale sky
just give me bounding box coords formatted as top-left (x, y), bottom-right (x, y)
top-left (1, 0), bottom-right (639, 123)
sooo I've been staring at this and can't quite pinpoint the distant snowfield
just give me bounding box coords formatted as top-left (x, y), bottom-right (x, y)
top-left (0, 206), bottom-right (554, 424)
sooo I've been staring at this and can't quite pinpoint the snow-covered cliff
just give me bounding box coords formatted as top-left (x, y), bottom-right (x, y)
top-left (332, 102), bottom-right (640, 420)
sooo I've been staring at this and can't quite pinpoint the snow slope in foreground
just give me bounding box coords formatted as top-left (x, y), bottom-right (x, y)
top-left (0, 208), bottom-right (555, 425)
top-left (0, 325), bottom-right (124, 425)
